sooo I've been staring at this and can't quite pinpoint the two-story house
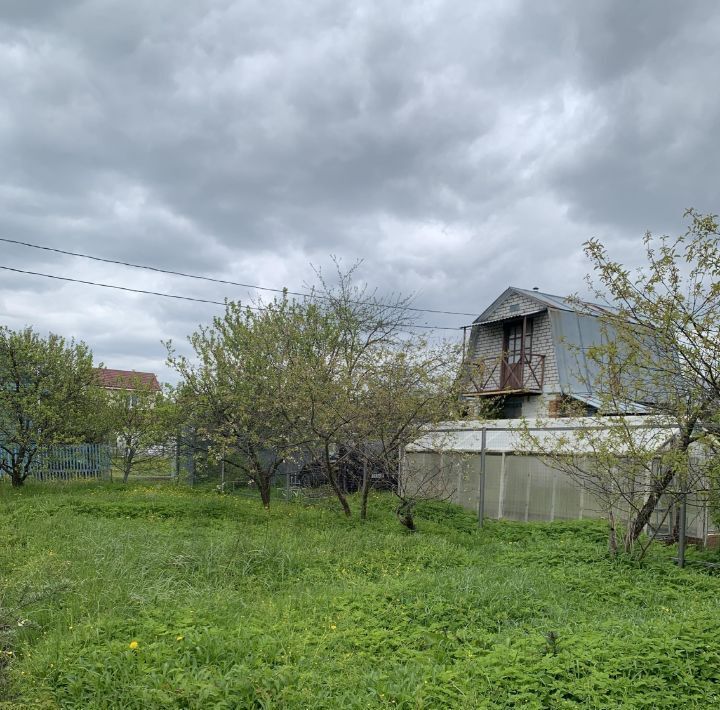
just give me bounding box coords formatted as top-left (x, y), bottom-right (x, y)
top-left (462, 286), bottom-right (620, 419)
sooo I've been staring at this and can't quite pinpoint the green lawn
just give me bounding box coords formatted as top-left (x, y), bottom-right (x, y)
top-left (1, 483), bottom-right (720, 709)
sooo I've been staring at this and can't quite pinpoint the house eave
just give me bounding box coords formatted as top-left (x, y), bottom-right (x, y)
top-left (472, 308), bottom-right (547, 326)
top-left (461, 388), bottom-right (543, 397)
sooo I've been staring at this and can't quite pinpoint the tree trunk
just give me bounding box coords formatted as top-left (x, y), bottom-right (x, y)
top-left (249, 446), bottom-right (273, 509)
top-left (9, 454), bottom-right (26, 487)
top-left (608, 508), bottom-right (618, 557)
top-left (623, 525), bottom-right (635, 556)
top-left (258, 475), bottom-right (271, 509)
top-left (122, 448), bottom-right (133, 483)
top-left (359, 453), bottom-right (371, 520)
top-left (324, 443), bottom-right (351, 517)
top-left (627, 467), bottom-right (675, 544)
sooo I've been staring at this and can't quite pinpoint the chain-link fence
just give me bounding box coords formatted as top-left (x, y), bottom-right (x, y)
top-left (170, 436), bottom-right (397, 504)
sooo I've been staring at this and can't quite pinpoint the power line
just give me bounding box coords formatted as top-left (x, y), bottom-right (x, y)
top-left (0, 264), bottom-right (462, 332)
top-left (0, 237), bottom-right (479, 318)
top-left (0, 265), bottom-right (228, 307)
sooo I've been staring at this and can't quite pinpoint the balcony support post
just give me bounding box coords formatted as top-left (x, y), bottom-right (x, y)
top-left (520, 316), bottom-right (527, 389)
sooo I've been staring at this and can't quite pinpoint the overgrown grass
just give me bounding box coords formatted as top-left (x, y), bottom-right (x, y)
top-left (109, 454), bottom-right (174, 481)
top-left (1, 482), bottom-right (720, 708)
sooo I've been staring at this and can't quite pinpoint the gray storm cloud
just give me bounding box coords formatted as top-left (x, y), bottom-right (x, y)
top-left (1, 0), bottom-right (719, 381)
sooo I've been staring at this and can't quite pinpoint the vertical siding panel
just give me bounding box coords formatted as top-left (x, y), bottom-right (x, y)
top-left (524, 467), bottom-right (532, 522)
top-left (498, 452), bottom-right (506, 519)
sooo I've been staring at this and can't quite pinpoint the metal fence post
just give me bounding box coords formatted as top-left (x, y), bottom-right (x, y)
top-left (220, 446), bottom-right (226, 493)
top-left (187, 434), bottom-right (195, 486)
top-left (678, 492), bottom-right (687, 568)
top-left (173, 435), bottom-right (180, 481)
top-left (477, 427), bottom-right (486, 528)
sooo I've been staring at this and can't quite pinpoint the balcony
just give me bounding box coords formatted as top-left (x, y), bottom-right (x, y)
top-left (464, 352), bottom-right (546, 396)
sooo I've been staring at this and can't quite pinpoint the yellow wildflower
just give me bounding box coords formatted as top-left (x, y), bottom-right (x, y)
top-left (129, 640), bottom-right (139, 650)
top-left (176, 635), bottom-right (184, 641)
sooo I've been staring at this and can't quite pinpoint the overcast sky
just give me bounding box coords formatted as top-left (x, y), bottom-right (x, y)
top-left (2, 0), bottom-right (719, 383)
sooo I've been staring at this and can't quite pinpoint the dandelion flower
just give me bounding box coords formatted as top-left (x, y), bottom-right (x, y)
top-left (129, 640), bottom-right (139, 650)
top-left (330, 624), bottom-right (337, 630)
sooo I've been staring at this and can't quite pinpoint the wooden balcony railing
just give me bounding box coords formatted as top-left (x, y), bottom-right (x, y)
top-left (465, 352), bottom-right (546, 395)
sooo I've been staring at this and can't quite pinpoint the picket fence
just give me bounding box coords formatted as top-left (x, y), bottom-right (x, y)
top-left (0, 444), bottom-right (111, 481)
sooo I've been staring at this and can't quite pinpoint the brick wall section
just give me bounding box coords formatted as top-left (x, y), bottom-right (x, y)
top-left (478, 291), bottom-right (544, 322)
top-left (530, 312), bottom-right (559, 390)
top-left (466, 310), bottom-right (560, 393)
top-left (468, 320), bottom-right (504, 363)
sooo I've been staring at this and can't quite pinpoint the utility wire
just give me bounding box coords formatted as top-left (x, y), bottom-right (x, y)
top-left (0, 237), bottom-right (478, 317)
top-left (0, 265), bottom-right (228, 307)
top-left (0, 264), bottom-right (463, 332)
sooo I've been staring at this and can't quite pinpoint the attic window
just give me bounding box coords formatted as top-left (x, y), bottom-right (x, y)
top-left (509, 304), bottom-right (520, 313)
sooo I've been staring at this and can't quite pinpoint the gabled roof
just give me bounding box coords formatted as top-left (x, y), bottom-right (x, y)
top-left (468, 287), bottom-right (650, 414)
top-left (474, 286), bottom-right (613, 324)
top-left (95, 368), bottom-right (161, 391)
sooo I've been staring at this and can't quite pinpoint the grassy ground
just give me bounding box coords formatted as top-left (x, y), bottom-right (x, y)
top-left (1, 483), bottom-right (720, 709)
top-left (108, 454), bottom-right (175, 482)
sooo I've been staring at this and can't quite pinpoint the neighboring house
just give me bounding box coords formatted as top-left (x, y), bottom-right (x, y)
top-left (401, 288), bottom-right (717, 545)
top-left (95, 368), bottom-right (165, 469)
top-left (95, 368), bottom-right (161, 393)
top-left (462, 286), bottom-right (629, 419)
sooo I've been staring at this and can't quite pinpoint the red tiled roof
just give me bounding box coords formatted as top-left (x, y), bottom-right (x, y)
top-left (95, 368), bottom-right (161, 391)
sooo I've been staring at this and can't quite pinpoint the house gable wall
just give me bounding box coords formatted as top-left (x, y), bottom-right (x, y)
top-left (464, 286), bottom-right (646, 418)
top-left (477, 290), bottom-right (544, 323)
top-left (467, 310), bottom-right (560, 393)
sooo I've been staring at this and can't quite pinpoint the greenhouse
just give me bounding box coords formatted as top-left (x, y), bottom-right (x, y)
top-left (402, 417), bottom-right (714, 544)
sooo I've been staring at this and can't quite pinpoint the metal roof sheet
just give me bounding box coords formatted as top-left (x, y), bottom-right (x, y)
top-left (571, 392), bottom-right (650, 415)
top-left (549, 309), bottom-right (605, 398)
top-left (474, 287), bottom-right (614, 324)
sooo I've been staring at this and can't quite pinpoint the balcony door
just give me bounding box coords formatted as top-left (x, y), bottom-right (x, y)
top-left (502, 318), bottom-right (533, 389)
